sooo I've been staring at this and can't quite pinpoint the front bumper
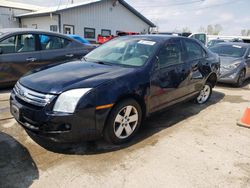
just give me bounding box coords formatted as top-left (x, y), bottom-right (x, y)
top-left (10, 92), bottom-right (106, 143)
top-left (218, 67), bottom-right (241, 84)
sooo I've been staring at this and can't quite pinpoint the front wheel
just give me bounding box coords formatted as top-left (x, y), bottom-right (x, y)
top-left (196, 82), bottom-right (212, 104)
top-left (235, 69), bottom-right (245, 87)
top-left (103, 99), bottom-right (142, 145)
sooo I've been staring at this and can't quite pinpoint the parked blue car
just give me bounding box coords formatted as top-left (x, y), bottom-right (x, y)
top-left (68, 34), bottom-right (90, 45)
top-left (10, 35), bottom-right (220, 145)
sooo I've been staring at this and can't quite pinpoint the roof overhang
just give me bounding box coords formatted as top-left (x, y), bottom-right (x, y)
top-left (16, 0), bottom-right (155, 27)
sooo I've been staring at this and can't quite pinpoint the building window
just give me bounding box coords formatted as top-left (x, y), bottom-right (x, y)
top-left (32, 24), bottom-right (37, 29)
top-left (50, 25), bottom-right (58, 32)
top-left (84, 28), bottom-right (95, 39)
top-left (63, 25), bottom-right (75, 34)
top-left (101, 29), bottom-right (111, 36)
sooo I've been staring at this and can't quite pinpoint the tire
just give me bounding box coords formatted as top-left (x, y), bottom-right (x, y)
top-left (103, 99), bottom-right (142, 145)
top-left (196, 82), bottom-right (212, 104)
top-left (235, 69), bottom-right (246, 87)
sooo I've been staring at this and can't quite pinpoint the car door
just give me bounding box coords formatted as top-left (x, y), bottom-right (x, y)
top-left (36, 34), bottom-right (86, 69)
top-left (182, 39), bottom-right (208, 94)
top-left (149, 38), bottom-right (190, 113)
top-left (0, 33), bottom-right (40, 86)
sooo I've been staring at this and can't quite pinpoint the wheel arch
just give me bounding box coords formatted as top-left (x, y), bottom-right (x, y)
top-left (206, 72), bottom-right (217, 88)
top-left (115, 94), bottom-right (147, 120)
top-left (101, 94), bottom-right (147, 134)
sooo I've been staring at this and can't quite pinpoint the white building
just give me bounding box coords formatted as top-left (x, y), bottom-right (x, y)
top-left (15, 0), bottom-right (155, 42)
top-left (0, 0), bottom-right (43, 28)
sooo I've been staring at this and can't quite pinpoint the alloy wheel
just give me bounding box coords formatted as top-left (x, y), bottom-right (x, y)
top-left (113, 105), bottom-right (139, 139)
top-left (197, 84), bottom-right (211, 104)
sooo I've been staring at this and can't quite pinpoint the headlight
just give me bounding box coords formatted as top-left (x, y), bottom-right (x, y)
top-left (224, 61), bottom-right (241, 69)
top-left (53, 88), bottom-right (92, 113)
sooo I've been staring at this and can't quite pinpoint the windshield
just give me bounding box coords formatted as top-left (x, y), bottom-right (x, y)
top-left (210, 44), bottom-right (247, 58)
top-left (85, 37), bottom-right (158, 67)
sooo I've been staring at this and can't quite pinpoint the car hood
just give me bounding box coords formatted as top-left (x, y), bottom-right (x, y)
top-left (219, 56), bottom-right (243, 66)
top-left (19, 61), bottom-right (135, 94)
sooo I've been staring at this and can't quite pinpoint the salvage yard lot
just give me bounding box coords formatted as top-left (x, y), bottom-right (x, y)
top-left (1, 82), bottom-right (250, 188)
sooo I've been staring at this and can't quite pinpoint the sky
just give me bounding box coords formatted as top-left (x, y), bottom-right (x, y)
top-left (9, 0), bottom-right (250, 35)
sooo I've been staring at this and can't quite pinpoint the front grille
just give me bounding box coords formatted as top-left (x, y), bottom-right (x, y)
top-left (13, 82), bottom-right (56, 107)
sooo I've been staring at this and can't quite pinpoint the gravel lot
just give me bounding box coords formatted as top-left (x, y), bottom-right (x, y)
top-left (1, 82), bottom-right (250, 188)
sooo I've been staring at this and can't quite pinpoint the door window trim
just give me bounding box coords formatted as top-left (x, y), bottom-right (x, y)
top-left (157, 39), bottom-right (185, 69)
top-left (38, 34), bottom-right (71, 51)
top-left (0, 33), bottom-right (38, 55)
top-left (183, 39), bottom-right (207, 61)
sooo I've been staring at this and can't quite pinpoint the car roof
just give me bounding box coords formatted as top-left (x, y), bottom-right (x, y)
top-left (214, 42), bottom-right (250, 48)
top-left (122, 34), bottom-right (189, 42)
top-left (0, 28), bottom-right (70, 38)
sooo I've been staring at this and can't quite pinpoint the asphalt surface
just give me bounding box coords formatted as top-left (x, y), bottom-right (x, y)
top-left (1, 81), bottom-right (250, 188)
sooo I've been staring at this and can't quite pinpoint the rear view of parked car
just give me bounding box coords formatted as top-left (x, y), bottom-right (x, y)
top-left (207, 39), bottom-right (226, 49)
top-left (67, 34), bottom-right (91, 45)
top-left (210, 42), bottom-right (250, 87)
top-left (10, 35), bottom-right (220, 145)
top-left (0, 28), bottom-right (95, 88)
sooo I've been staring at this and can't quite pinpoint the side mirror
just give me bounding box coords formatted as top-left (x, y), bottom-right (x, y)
top-left (248, 54), bottom-right (250, 59)
top-left (0, 48), bottom-right (2, 55)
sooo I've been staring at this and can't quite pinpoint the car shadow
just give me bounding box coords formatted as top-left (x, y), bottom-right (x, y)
top-left (0, 132), bottom-right (39, 188)
top-left (34, 90), bottom-right (225, 155)
top-left (216, 78), bottom-right (250, 89)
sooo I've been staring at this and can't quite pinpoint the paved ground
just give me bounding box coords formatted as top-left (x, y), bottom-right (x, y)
top-left (1, 82), bottom-right (250, 188)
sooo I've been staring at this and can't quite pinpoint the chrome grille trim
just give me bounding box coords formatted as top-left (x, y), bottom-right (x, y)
top-left (13, 82), bottom-right (56, 107)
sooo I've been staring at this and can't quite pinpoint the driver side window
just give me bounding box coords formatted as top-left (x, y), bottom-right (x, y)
top-left (158, 40), bottom-right (182, 68)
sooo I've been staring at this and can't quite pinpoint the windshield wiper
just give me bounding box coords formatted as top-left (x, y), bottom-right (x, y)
top-left (93, 61), bottom-right (113, 66)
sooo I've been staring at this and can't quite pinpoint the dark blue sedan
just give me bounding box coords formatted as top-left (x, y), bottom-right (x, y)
top-left (10, 35), bottom-right (220, 145)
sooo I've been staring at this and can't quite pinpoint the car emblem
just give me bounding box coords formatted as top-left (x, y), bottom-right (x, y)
top-left (19, 89), bottom-right (25, 97)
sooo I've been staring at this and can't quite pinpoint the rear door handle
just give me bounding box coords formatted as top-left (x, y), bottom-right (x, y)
top-left (26, 57), bottom-right (37, 62)
top-left (65, 54), bottom-right (74, 58)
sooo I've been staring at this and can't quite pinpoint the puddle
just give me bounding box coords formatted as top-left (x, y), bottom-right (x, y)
top-left (222, 95), bottom-right (249, 103)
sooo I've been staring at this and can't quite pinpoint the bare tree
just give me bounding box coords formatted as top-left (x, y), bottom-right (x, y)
top-left (247, 30), bottom-right (250, 36)
top-left (214, 24), bottom-right (223, 35)
top-left (241, 29), bottom-right (250, 36)
top-left (182, 27), bottom-right (191, 33)
top-left (198, 26), bottom-right (206, 33)
top-left (207, 25), bottom-right (214, 35)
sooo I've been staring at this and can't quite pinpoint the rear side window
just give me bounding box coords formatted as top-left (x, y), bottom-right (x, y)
top-left (39, 35), bottom-right (70, 50)
top-left (0, 34), bottom-right (36, 54)
top-left (184, 40), bottom-right (206, 60)
top-left (158, 40), bottom-right (183, 67)
top-left (0, 36), bottom-right (16, 54)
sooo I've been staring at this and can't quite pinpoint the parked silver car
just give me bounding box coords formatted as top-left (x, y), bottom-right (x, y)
top-left (210, 42), bottom-right (250, 87)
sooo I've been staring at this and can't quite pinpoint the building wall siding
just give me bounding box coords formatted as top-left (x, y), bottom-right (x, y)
top-left (0, 7), bottom-right (30, 28)
top-left (59, 0), bottom-right (150, 41)
top-left (21, 15), bottom-right (59, 31)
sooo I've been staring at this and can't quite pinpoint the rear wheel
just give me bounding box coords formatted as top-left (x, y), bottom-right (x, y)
top-left (235, 69), bottom-right (245, 87)
top-left (104, 99), bottom-right (142, 145)
top-left (196, 82), bottom-right (212, 104)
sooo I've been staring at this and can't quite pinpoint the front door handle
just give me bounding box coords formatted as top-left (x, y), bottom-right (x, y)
top-left (26, 57), bottom-right (37, 62)
top-left (65, 54), bottom-right (74, 58)
top-left (192, 64), bottom-right (198, 70)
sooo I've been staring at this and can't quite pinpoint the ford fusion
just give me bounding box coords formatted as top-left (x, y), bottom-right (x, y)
top-left (210, 42), bottom-right (250, 87)
top-left (10, 35), bottom-right (220, 145)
